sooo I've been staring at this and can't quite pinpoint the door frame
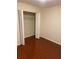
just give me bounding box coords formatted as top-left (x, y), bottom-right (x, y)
top-left (18, 10), bottom-right (40, 45)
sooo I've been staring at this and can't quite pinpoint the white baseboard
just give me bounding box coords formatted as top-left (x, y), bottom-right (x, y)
top-left (24, 35), bottom-right (35, 38)
top-left (40, 36), bottom-right (61, 45)
top-left (17, 43), bottom-right (21, 46)
top-left (17, 42), bottom-right (25, 46)
top-left (49, 39), bottom-right (61, 45)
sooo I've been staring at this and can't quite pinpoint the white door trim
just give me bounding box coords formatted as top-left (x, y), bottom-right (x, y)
top-left (21, 10), bottom-right (25, 45)
top-left (18, 10), bottom-right (40, 45)
top-left (35, 12), bottom-right (40, 39)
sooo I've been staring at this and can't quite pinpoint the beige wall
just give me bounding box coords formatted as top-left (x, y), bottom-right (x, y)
top-left (17, 2), bottom-right (61, 45)
top-left (17, 2), bottom-right (40, 13)
top-left (40, 6), bottom-right (61, 45)
top-left (24, 13), bottom-right (35, 38)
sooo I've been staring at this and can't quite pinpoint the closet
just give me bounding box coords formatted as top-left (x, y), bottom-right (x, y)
top-left (17, 10), bottom-right (40, 45)
top-left (23, 11), bottom-right (35, 38)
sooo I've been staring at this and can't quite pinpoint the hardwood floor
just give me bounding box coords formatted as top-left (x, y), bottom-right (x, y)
top-left (17, 36), bottom-right (61, 59)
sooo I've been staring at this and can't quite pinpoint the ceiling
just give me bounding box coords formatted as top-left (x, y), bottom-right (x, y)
top-left (17, 0), bottom-right (61, 7)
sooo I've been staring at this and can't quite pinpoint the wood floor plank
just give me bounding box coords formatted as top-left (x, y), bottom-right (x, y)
top-left (17, 36), bottom-right (61, 59)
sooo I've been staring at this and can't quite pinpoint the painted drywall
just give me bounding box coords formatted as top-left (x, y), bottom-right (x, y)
top-left (17, 2), bottom-right (40, 13)
top-left (24, 13), bottom-right (35, 38)
top-left (40, 6), bottom-right (61, 45)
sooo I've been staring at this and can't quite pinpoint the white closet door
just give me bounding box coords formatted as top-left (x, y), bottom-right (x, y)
top-left (18, 10), bottom-right (25, 45)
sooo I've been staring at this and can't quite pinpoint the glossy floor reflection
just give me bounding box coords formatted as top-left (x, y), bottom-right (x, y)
top-left (17, 36), bottom-right (61, 59)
